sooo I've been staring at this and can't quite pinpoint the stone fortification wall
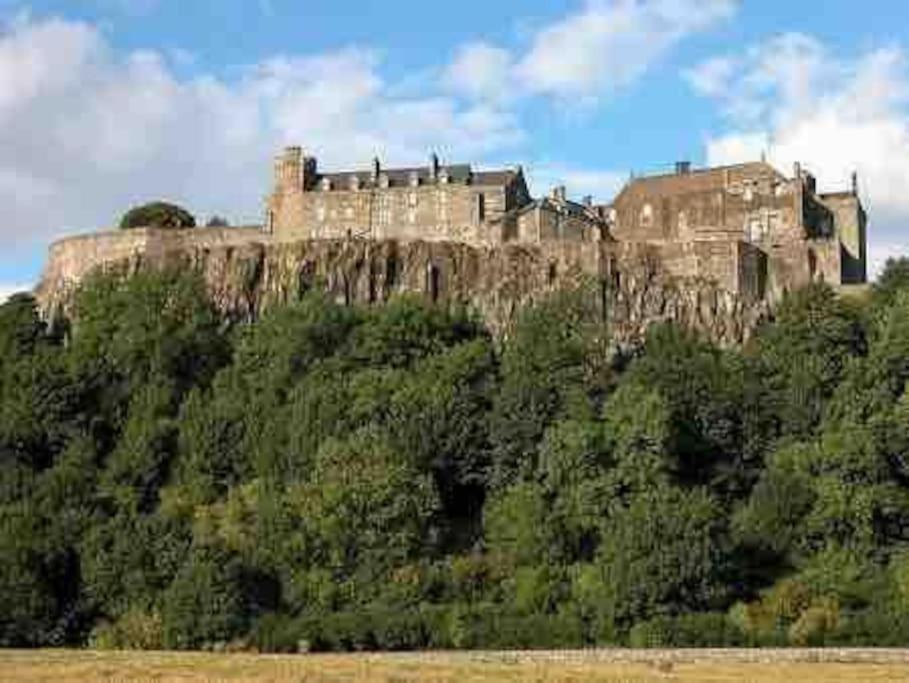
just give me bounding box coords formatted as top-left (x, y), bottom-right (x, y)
top-left (36, 226), bottom-right (769, 347)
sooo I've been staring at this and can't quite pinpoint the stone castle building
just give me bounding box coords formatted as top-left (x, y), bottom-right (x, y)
top-left (264, 147), bottom-right (609, 245)
top-left (36, 144), bottom-right (868, 345)
top-left (265, 147), bottom-right (866, 298)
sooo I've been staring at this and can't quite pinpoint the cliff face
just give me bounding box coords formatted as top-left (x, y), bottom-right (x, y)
top-left (36, 228), bottom-right (770, 346)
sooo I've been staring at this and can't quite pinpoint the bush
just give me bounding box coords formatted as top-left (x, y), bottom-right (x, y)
top-left (89, 609), bottom-right (164, 650)
top-left (161, 549), bottom-right (248, 650)
top-left (629, 612), bottom-right (744, 648)
top-left (120, 202), bottom-right (196, 230)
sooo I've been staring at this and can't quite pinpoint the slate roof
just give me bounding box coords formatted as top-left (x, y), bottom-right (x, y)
top-left (615, 161), bottom-right (788, 200)
top-left (313, 164), bottom-right (519, 191)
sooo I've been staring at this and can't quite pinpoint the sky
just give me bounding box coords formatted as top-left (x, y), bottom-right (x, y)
top-left (1, 0), bottom-right (908, 297)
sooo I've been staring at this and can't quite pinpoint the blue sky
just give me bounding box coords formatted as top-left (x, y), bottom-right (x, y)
top-left (1, 0), bottom-right (908, 294)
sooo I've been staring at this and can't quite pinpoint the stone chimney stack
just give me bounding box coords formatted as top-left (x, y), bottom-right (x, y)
top-left (429, 153), bottom-right (440, 181)
top-left (371, 156), bottom-right (381, 183)
top-left (582, 195), bottom-right (593, 207)
top-left (852, 171), bottom-right (859, 196)
top-left (551, 186), bottom-right (567, 202)
top-left (675, 160), bottom-right (691, 175)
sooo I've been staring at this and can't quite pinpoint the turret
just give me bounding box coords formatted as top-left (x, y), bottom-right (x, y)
top-left (274, 146), bottom-right (317, 193)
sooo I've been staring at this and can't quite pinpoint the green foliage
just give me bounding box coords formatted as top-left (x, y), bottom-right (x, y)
top-left (119, 201), bottom-right (196, 230)
top-left (4, 270), bottom-right (909, 650)
top-left (161, 547), bottom-right (249, 649)
top-left (594, 487), bottom-right (729, 629)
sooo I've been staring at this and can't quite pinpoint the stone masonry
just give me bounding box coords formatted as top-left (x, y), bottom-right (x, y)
top-left (35, 146), bottom-right (868, 343)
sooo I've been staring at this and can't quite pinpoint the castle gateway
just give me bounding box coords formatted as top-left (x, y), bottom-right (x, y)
top-left (265, 147), bottom-right (867, 298)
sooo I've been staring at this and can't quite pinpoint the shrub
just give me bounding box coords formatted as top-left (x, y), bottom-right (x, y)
top-left (119, 202), bottom-right (196, 230)
top-left (629, 612), bottom-right (744, 648)
top-left (89, 609), bottom-right (164, 650)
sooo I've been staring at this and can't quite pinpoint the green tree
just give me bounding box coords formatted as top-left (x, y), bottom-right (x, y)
top-left (119, 202), bottom-right (196, 230)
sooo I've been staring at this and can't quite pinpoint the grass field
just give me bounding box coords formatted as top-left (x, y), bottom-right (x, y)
top-left (3, 649), bottom-right (909, 682)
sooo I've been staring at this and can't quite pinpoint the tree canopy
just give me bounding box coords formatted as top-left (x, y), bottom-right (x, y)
top-left (3, 259), bottom-right (909, 650)
top-left (119, 202), bottom-right (196, 230)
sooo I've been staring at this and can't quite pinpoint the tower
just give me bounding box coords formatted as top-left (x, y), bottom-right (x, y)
top-left (267, 146), bottom-right (317, 237)
top-left (274, 146), bottom-right (318, 193)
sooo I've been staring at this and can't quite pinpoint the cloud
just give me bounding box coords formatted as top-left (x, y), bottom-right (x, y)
top-left (515, 0), bottom-right (737, 100)
top-left (528, 165), bottom-right (627, 202)
top-left (444, 42), bottom-right (513, 102)
top-left (0, 14), bottom-right (522, 259)
top-left (689, 33), bottom-right (909, 278)
top-left (0, 283), bottom-right (32, 302)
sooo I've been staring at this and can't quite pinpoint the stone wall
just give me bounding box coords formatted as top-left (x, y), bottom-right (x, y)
top-left (269, 182), bottom-right (509, 244)
top-left (36, 227), bottom-right (769, 347)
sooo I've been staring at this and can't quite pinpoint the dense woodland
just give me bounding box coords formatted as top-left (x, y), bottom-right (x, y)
top-left (3, 260), bottom-right (909, 651)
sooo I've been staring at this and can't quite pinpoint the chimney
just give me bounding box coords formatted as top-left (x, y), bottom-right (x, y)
top-left (794, 161), bottom-right (802, 181)
top-left (675, 160), bottom-right (691, 175)
top-left (429, 153), bottom-right (440, 180)
top-left (852, 171), bottom-right (859, 196)
top-left (371, 156), bottom-right (381, 183)
top-left (551, 185), bottom-right (567, 202)
top-left (582, 195), bottom-right (593, 207)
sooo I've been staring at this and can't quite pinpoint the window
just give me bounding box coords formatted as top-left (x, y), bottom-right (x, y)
top-left (640, 203), bottom-right (653, 228)
top-left (475, 193), bottom-right (486, 224)
top-left (748, 217), bottom-right (764, 242)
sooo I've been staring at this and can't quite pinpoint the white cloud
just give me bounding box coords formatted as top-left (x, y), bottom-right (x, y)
top-left (515, 0), bottom-right (737, 99)
top-left (0, 283), bottom-right (31, 303)
top-left (690, 33), bottom-right (909, 279)
top-left (0, 15), bottom-right (521, 258)
top-left (444, 42), bottom-right (513, 102)
top-left (528, 165), bottom-right (627, 203)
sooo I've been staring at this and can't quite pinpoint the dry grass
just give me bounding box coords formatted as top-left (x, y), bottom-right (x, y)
top-left (2, 649), bottom-right (909, 683)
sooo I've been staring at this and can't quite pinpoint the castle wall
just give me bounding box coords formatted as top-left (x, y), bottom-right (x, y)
top-left (822, 193), bottom-right (867, 283)
top-left (36, 232), bottom-right (770, 347)
top-left (612, 165), bottom-right (803, 244)
top-left (269, 183), bottom-right (510, 245)
top-left (38, 226), bottom-right (268, 302)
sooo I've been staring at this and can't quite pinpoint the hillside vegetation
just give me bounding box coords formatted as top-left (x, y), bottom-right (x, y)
top-left (2, 259), bottom-right (909, 651)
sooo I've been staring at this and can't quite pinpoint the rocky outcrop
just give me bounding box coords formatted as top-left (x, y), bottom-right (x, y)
top-left (35, 228), bottom-right (770, 346)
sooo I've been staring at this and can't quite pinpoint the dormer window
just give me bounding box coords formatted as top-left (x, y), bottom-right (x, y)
top-left (349, 175), bottom-right (360, 191)
top-left (321, 177), bottom-right (332, 191)
top-left (409, 171), bottom-right (420, 187)
top-left (379, 173), bottom-right (390, 189)
top-left (439, 168), bottom-right (450, 184)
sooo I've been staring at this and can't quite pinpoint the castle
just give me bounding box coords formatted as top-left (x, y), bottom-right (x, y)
top-left (265, 147), bottom-right (867, 298)
top-left (36, 145), bottom-right (868, 345)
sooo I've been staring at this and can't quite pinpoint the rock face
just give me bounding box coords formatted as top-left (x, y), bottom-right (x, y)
top-left (36, 228), bottom-right (770, 346)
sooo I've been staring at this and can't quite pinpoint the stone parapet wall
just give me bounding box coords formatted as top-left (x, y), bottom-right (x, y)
top-left (36, 228), bottom-right (769, 347)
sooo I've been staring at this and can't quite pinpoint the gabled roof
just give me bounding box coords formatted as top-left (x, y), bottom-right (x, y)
top-left (614, 161), bottom-right (788, 202)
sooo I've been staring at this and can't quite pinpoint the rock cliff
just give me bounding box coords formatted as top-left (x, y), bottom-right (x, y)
top-left (35, 228), bottom-right (770, 346)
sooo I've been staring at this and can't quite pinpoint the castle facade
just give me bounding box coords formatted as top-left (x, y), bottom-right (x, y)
top-left (265, 147), bottom-right (867, 299)
top-left (36, 145), bottom-right (868, 330)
